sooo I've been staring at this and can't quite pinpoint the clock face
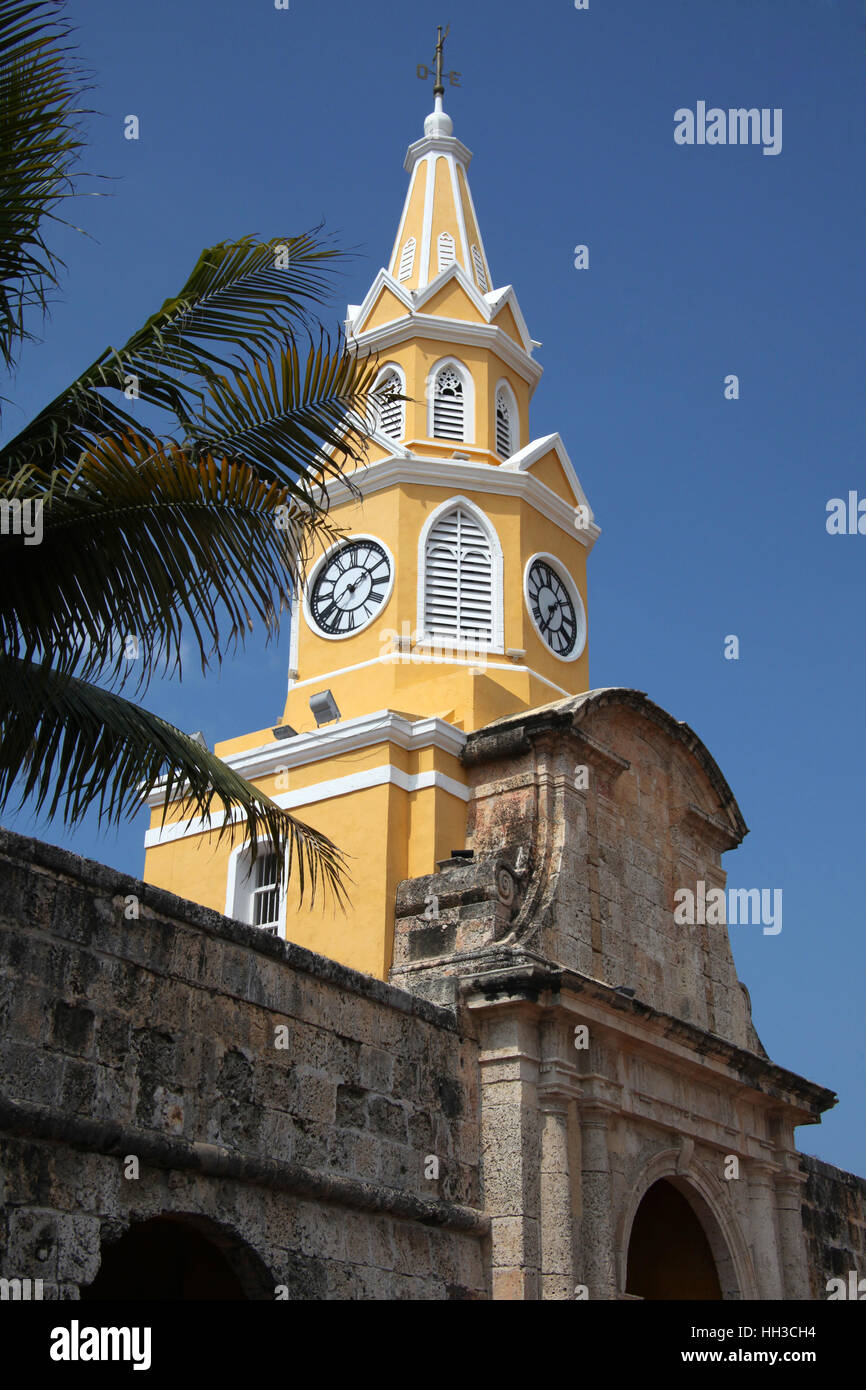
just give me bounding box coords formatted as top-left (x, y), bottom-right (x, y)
top-left (308, 539), bottom-right (392, 636)
top-left (526, 557), bottom-right (584, 658)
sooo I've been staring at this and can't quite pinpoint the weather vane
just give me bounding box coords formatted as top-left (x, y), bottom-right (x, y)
top-left (417, 24), bottom-right (461, 91)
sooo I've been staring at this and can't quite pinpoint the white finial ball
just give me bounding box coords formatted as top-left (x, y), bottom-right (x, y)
top-left (425, 109), bottom-right (453, 137)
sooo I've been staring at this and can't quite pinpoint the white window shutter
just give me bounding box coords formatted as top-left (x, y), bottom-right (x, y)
top-left (471, 244), bottom-right (488, 292)
top-left (375, 370), bottom-right (403, 441)
top-left (495, 389), bottom-right (513, 457)
top-left (397, 238), bottom-right (416, 282)
top-left (437, 231), bottom-right (456, 274)
top-left (433, 367), bottom-right (465, 440)
top-left (424, 507), bottom-right (493, 643)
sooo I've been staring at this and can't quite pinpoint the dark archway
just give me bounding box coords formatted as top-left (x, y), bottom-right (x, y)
top-left (626, 1179), bottom-right (723, 1300)
top-left (81, 1216), bottom-right (254, 1301)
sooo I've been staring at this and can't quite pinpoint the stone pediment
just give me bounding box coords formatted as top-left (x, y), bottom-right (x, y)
top-left (393, 688), bottom-right (761, 1052)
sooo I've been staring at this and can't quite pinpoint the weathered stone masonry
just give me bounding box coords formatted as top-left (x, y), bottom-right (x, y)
top-left (1, 688), bottom-right (864, 1299)
top-left (391, 689), bottom-right (864, 1300)
top-left (0, 830), bottom-right (487, 1299)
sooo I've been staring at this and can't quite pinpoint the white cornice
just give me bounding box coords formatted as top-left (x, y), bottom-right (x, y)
top-left (502, 433), bottom-right (594, 516)
top-left (145, 764), bottom-right (471, 851)
top-left (350, 314), bottom-right (543, 390)
top-left (404, 133), bottom-right (473, 171)
top-left (348, 263), bottom-right (537, 366)
top-left (144, 709), bottom-right (467, 809)
top-left (482, 286), bottom-right (535, 355)
top-left (319, 453), bottom-right (601, 548)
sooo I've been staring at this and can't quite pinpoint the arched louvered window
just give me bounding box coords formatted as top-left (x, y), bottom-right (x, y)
top-left (495, 387), bottom-right (514, 458)
top-left (397, 238), bottom-right (416, 282)
top-left (423, 506), bottom-right (494, 644)
top-left (432, 365), bottom-right (465, 441)
top-left (373, 368), bottom-right (403, 441)
top-left (471, 244), bottom-right (488, 292)
top-left (437, 231), bottom-right (456, 274)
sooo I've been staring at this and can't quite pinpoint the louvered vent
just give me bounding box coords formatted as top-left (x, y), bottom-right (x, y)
top-left (397, 238), bottom-right (416, 282)
top-left (424, 507), bottom-right (493, 643)
top-left (375, 370), bottom-right (403, 440)
top-left (437, 231), bottom-right (456, 274)
top-left (495, 390), bottom-right (513, 457)
top-left (433, 367), bottom-right (465, 440)
top-left (471, 244), bottom-right (488, 292)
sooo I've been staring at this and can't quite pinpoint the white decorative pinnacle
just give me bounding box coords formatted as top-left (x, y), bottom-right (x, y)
top-left (424, 93), bottom-right (453, 138)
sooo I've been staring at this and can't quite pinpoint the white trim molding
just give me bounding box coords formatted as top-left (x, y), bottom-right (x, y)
top-left (502, 432), bottom-right (594, 519)
top-left (316, 452), bottom-right (600, 549)
top-left (351, 311), bottom-right (542, 391)
top-left (145, 709), bottom-right (468, 810)
top-left (147, 764), bottom-right (470, 851)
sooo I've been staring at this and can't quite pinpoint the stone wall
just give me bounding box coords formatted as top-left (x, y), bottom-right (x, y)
top-left (1, 819), bottom-right (864, 1301)
top-left (0, 829), bottom-right (487, 1299)
top-left (394, 690), bottom-right (766, 1056)
top-left (800, 1154), bottom-right (866, 1299)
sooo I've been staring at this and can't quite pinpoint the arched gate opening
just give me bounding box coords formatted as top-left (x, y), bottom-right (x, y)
top-left (625, 1178), bottom-right (723, 1300)
top-left (80, 1215), bottom-right (266, 1301)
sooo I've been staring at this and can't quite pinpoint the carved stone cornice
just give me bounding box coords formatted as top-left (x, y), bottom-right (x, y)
top-left (678, 803), bottom-right (742, 853)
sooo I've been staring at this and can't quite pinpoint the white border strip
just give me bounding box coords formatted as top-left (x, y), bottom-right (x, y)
top-left (145, 765), bottom-right (470, 850)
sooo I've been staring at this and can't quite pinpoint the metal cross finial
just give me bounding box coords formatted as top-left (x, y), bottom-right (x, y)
top-left (433, 24), bottom-right (450, 96)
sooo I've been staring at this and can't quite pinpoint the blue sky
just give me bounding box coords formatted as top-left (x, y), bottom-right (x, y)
top-left (3, 0), bottom-right (864, 1173)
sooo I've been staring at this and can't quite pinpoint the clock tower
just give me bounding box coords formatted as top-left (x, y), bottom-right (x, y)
top-left (142, 72), bottom-right (599, 978)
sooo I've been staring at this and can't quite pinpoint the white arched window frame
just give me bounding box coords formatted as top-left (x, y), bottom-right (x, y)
top-left (494, 379), bottom-right (518, 459)
top-left (225, 841), bottom-right (287, 937)
top-left (371, 363), bottom-right (405, 442)
top-left (416, 496), bottom-right (504, 653)
top-left (426, 357), bottom-right (475, 445)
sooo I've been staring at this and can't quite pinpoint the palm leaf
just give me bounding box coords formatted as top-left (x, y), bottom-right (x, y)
top-left (189, 334), bottom-right (381, 498)
top-left (0, 0), bottom-right (97, 375)
top-left (0, 651), bottom-right (349, 905)
top-left (0, 435), bottom-right (327, 689)
top-left (0, 232), bottom-right (359, 480)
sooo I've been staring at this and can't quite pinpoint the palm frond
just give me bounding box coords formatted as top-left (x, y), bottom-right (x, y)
top-left (0, 435), bottom-right (326, 689)
top-left (0, 651), bottom-right (349, 906)
top-left (189, 334), bottom-right (382, 498)
top-left (0, 0), bottom-right (96, 375)
top-left (0, 232), bottom-right (358, 480)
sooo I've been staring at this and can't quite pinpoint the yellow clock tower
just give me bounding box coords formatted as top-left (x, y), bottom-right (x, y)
top-left (142, 74), bottom-right (599, 979)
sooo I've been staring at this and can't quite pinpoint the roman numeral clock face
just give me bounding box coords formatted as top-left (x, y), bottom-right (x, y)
top-left (307, 539), bottom-right (393, 637)
top-left (525, 556), bottom-right (586, 659)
